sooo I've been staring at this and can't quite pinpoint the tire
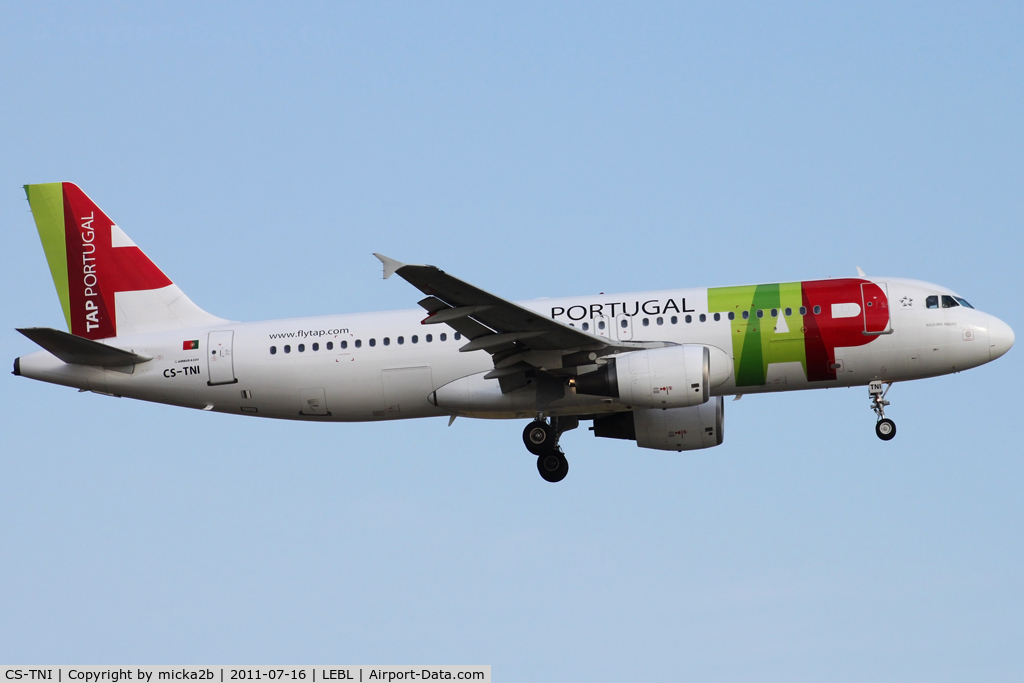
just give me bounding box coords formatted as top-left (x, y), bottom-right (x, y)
top-left (875, 418), bottom-right (896, 441)
top-left (537, 452), bottom-right (569, 483)
top-left (523, 420), bottom-right (555, 455)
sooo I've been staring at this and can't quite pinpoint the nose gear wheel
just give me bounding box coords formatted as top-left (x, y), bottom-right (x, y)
top-left (868, 381), bottom-right (897, 441)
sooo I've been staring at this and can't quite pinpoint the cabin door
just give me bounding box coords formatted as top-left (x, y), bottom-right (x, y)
top-left (861, 282), bottom-right (893, 335)
top-left (207, 330), bottom-right (237, 385)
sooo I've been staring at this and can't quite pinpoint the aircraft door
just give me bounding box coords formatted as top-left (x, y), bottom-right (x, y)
top-left (615, 314), bottom-right (633, 341)
top-left (861, 282), bottom-right (893, 335)
top-left (207, 330), bottom-right (237, 385)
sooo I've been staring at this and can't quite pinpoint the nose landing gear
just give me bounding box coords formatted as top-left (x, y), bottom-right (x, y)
top-left (523, 416), bottom-right (576, 482)
top-left (869, 380), bottom-right (896, 441)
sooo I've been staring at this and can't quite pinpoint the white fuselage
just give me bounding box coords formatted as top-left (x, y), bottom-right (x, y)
top-left (16, 278), bottom-right (1012, 422)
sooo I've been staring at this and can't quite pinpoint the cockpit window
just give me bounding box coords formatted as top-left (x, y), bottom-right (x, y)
top-left (941, 295), bottom-right (959, 308)
top-left (926, 295), bottom-right (939, 309)
top-left (954, 296), bottom-right (974, 309)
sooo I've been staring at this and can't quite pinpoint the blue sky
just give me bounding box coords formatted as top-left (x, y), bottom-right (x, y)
top-left (1, 2), bottom-right (1022, 679)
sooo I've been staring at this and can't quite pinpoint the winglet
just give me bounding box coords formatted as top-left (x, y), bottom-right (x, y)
top-left (856, 266), bottom-right (867, 277)
top-left (373, 253), bottom-right (405, 280)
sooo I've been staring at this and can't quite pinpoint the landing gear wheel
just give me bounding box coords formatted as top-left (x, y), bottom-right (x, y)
top-left (875, 418), bottom-right (896, 441)
top-left (523, 420), bottom-right (556, 455)
top-left (868, 381), bottom-right (897, 441)
top-left (537, 452), bottom-right (569, 483)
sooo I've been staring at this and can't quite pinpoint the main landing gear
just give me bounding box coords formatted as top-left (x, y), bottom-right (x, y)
top-left (523, 416), bottom-right (576, 482)
top-left (869, 380), bottom-right (896, 441)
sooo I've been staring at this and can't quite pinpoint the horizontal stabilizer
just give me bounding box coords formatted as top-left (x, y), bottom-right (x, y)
top-left (17, 327), bottom-right (151, 367)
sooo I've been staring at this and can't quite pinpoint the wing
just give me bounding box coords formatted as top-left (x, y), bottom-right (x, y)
top-left (373, 254), bottom-right (668, 394)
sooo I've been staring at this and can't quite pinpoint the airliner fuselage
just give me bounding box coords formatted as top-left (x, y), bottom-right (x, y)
top-left (17, 278), bottom-right (1012, 421)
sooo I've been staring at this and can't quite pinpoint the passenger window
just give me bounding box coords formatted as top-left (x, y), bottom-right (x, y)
top-left (284, 345), bottom-right (291, 353)
top-left (642, 318), bottom-right (650, 327)
top-left (369, 339), bottom-right (376, 347)
top-left (813, 305), bottom-right (821, 315)
top-left (326, 342), bottom-right (333, 350)
top-left (411, 335), bottom-right (418, 343)
top-left (440, 333), bottom-right (447, 341)
top-left (926, 295), bottom-right (939, 309)
top-left (656, 317), bottom-right (663, 325)
top-left (941, 295), bottom-right (959, 308)
top-left (685, 315), bottom-right (692, 323)
top-left (620, 319), bottom-right (628, 328)
top-left (670, 316), bottom-right (678, 324)
top-left (341, 341), bottom-right (348, 349)
top-left (426, 334), bottom-right (433, 342)
top-left (270, 346), bottom-right (277, 355)
top-left (383, 337), bottom-right (390, 346)
top-left (354, 340), bottom-right (361, 348)
top-left (455, 332), bottom-right (462, 340)
top-left (699, 314), bottom-right (707, 322)
top-left (312, 343), bottom-right (319, 351)
top-left (397, 336), bottom-right (404, 344)
top-left (728, 312), bottom-right (735, 320)
top-left (770, 309), bottom-right (778, 317)
top-left (799, 306), bottom-right (807, 315)
top-left (711, 313), bottom-right (719, 322)
top-left (785, 307), bottom-right (792, 316)
top-left (756, 310), bottom-right (763, 319)
top-left (742, 311), bottom-right (749, 320)
top-left (582, 322), bottom-right (589, 331)
top-left (298, 344), bottom-right (305, 352)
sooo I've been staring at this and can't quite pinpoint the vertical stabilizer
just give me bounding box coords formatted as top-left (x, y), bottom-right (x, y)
top-left (24, 182), bottom-right (224, 339)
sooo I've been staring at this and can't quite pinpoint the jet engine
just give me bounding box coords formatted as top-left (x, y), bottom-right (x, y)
top-left (592, 397), bottom-right (725, 451)
top-left (574, 345), bottom-right (731, 409)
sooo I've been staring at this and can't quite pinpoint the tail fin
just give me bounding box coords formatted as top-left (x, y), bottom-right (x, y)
top-left (24, 182), bottom-right (224, 340)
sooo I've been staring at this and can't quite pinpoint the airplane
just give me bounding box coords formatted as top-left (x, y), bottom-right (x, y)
top-left (14, 182), bottom-right (1015, 482)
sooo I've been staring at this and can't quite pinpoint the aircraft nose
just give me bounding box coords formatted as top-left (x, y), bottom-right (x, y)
top-left (989, 317), bottom-right (1015, 361)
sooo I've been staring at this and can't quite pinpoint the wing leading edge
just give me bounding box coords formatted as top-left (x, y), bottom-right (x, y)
top-left (373, 253), bottom-right (671, 394)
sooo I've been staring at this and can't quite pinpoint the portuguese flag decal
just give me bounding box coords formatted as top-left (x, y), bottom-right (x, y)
top-left (183, 339), bottom-right (199, 350)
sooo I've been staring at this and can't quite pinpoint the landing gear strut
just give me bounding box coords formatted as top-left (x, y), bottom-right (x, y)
top-left (869, 380), bottom-right (896, 441)
top-left (523, 416), bottom-right (577, 482)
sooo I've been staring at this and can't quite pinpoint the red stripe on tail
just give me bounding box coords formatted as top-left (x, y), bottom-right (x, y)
top-left (61, 183), bottom-right (172, 339)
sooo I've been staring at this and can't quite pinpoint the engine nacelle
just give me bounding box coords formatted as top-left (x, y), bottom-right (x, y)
top-left (575, 345), bottom-right (731, 409)
top-left (593, 397), bottom-right (725, 451)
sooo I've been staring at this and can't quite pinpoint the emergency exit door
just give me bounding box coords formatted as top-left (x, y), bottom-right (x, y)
top-left (207, 330), bottom-right (237, 385)
top-left (615, 314), bottom-right (633, 341)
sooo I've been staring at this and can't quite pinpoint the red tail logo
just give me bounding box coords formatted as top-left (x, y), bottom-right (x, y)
top-left (62, 183), bottom-right (172, 339)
